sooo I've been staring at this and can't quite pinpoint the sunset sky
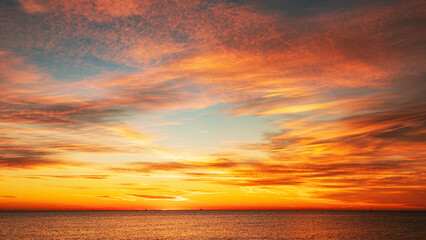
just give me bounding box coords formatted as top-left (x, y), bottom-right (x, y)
top-left (0, 0), bottom-right (425, 210)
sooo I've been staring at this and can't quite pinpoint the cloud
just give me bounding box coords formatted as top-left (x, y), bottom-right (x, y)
top-left (27, 174), bottom-right (111, 179)
top-left (99, 76), bottom-right (199, 111)
top-left (0, 144), bottom-right (79, 169)
top-left (217, 178), bottom-right (303, 187)
top-left (0, 195), bottom-right (17, 198)
top-left (0, 100), bottom-right (128, 127)
top-left (317, 187), bottom-right (426, 209)
top-left (0, 51), bottom-right (47, 88)
top-left (112, 158), bottom-right (240, 173)
top-left (18, 0), bottom-right (152, 19)
top-left (18, 0), bottom-right (49, 14)
top-left (4, 0), bottom-right (422, 77)
top-left (0, 51), bottom-right (191, 170)
top-left (127, 194), bottom-right (179, 200)
top-left (96, 195), bottom-right (125, 200)
top-left (2, 0), bottom-right (424, 115)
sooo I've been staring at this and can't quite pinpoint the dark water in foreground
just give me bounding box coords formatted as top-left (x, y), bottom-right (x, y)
top-left (0, 210), bottom-right (425, 239)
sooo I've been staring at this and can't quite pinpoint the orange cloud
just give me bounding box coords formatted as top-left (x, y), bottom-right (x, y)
top-left (0, 144), bottom-right (80, 169)
top-left (18, 0), bottom-right (49, 14)
top-left (24, 174), bottom-right (111, 179)
top-left (128, 194), bottom-right (178, 200)
top-left (0, 195), bottom-right (17, 198)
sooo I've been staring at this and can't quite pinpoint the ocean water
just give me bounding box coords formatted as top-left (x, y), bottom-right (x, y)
top-left (0, 210), bottom-right (425, 239)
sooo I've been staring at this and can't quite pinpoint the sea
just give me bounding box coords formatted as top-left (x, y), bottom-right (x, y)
top-left (1, 210), bottom-right (425, 239)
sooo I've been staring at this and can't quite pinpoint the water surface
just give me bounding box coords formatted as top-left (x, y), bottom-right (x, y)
top-left (1, 210), bottom-right (425, 239)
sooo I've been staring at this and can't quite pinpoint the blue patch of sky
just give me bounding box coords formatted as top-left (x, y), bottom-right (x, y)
top-left (233, 0), bottom-right (403, 17)
top-left (27, 52), bottom-right (137, 82)
top-left (137, 103), bottom-right (281, 152)
top-left (0, 0), bottom-right (19, 7)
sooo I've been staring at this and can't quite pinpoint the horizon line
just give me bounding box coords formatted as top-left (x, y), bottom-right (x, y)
top-left (1, 209), bottom-right (425, 212)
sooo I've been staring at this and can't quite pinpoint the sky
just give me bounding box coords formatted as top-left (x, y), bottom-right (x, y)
top-left (0, 0), bottom-right (425, 210)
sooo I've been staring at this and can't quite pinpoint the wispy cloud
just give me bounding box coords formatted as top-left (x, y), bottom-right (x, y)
top-left (0, 195), bottom-right (17, 198)
top-left (0, 144), bottom-right (80, 169)
top-left (20, 174), bottom-right (112, 180)
top-left (128, 194), bottom-right (184, 201)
